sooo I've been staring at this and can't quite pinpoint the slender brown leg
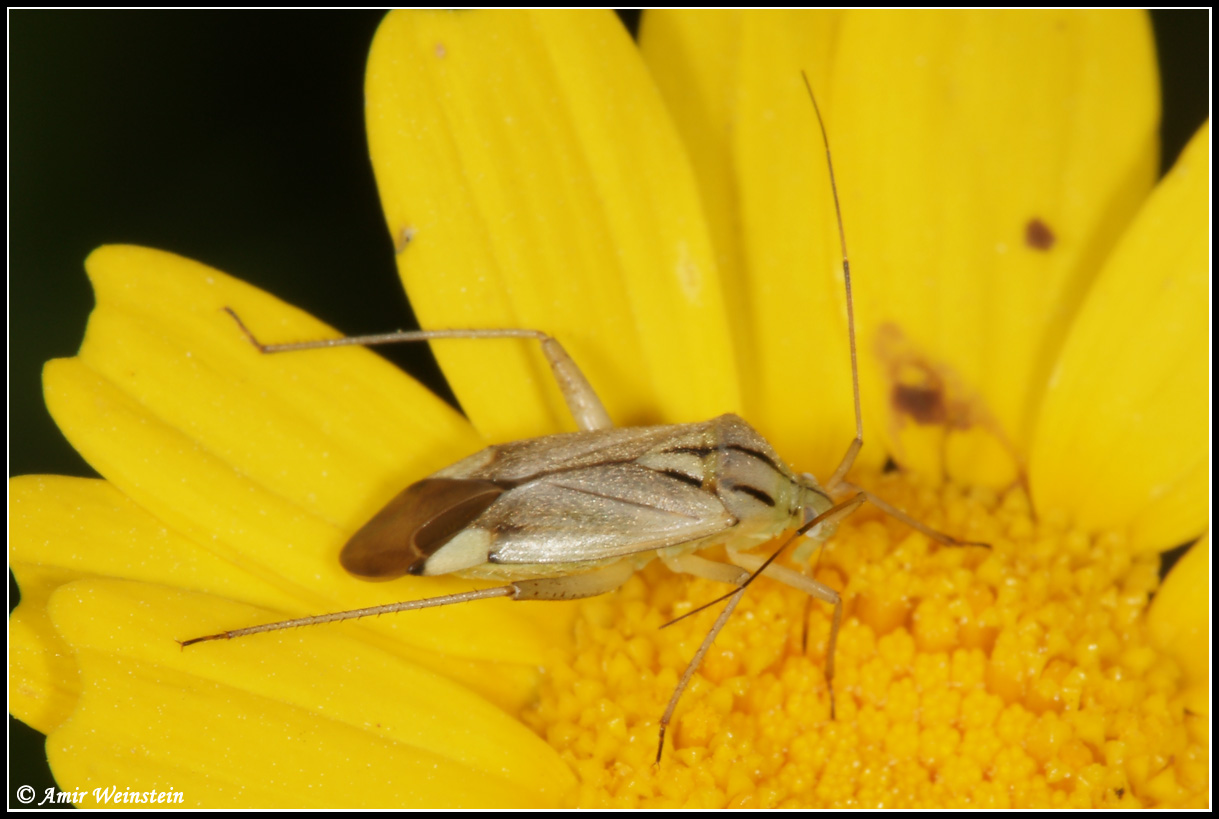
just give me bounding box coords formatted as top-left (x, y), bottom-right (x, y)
top-left (224, 307), bottom-right (613, 431)
top-left (180, 562), bottom-right (635, 647)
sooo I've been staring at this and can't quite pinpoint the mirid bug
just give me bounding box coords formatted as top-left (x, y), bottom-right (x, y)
top-left (180, 77), bottom-right (982, 762)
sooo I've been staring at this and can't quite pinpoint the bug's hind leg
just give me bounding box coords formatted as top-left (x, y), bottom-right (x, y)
top-left (223, 307), bottom-right (612, 431)
top-left (509, 560), bottom-right (636, 601)
top-left (179, 561), bottom-right (636, 648)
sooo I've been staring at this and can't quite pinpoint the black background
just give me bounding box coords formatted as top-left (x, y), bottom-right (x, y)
top-left (8, 10), bottom-right (1208, 806)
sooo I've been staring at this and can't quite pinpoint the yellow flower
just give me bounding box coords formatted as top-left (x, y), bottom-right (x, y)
top-left (10, 10), bottom-right (1208, 809)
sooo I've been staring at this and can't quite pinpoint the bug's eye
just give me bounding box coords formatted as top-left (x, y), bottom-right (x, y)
top-left (340, 478), bottom-right (504, 579)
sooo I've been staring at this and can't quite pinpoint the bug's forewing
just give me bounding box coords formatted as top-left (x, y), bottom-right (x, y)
top-left (341, 478), bottom-right (506, 579)
top-left (477, 462), bottom-right (736, 569)
top-left (433, 424), bottom-right (701, 484)
top-left (428, 419), bottom-right (755, 576)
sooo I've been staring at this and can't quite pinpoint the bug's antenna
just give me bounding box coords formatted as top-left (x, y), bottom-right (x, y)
top-left (802, 73), bottom-right (863, 491)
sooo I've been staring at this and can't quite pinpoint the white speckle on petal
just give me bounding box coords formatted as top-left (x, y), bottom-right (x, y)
top-left (674, 240), bottom-right (703, 302)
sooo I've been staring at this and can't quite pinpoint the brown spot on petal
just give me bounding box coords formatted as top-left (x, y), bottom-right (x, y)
top-left (1025, 218), bottom-right (1055, 251)
top-left (874, 323), bottom-right (1027, 486)
top-left (435, 42), bottom-right (447, 59)
top-left (877, 325), bottom-right (963, 430)
top-left (893, 380), bottom-right (947, 425)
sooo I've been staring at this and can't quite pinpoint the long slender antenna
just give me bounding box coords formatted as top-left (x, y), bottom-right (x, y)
top-left (801, 73), bottom-right (864, 491)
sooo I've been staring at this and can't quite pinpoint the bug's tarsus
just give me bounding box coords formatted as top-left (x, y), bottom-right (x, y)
top-left (178, 633), bottom-right (231, 649)
top-left (223, 306), bottom-right (273, 353)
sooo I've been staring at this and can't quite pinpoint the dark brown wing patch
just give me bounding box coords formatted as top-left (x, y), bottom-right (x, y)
top-left (340, 478), bottom-right (504, 579)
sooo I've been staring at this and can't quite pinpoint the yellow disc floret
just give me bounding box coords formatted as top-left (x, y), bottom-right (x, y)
top-left (523, 470), bottom-right (1206, 808)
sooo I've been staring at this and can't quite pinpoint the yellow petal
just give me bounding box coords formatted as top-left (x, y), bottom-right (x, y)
top-left (366, 10), bottom-right (739, 442)
top-left (642, 11), bottom-right (1159, 488)
top-left (1148, 537), bottom-right (1209, 692)
top-left (1030, 123), bottom-right (1208, 550)
top-left (68, 245), bottom-right (479, 531)
top-left (14, 244), bottom-right (582, 805)
top-left (45, 580), bottom-right (574, 808)
top-left (831, 10), bottom-right (1158, 487)
top-left (642, 11), bottom-right (870, 478)
top-left (9, 475), bottom-right (291, 734)
top-left (638, 11), bottom-right (750, 341)
top-left (26, 245), bottom-right (574, 709)
top-left (51, 251), bottom-right (540, 627)
top-left (10, 476), bottom-right (556, 734)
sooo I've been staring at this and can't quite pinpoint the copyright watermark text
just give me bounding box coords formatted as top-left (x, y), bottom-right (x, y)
top-left (15, 784), bottom-right (183, 807)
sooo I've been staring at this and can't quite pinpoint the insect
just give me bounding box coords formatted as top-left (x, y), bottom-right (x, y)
top-left (181, 77), bottom-right (981, 762)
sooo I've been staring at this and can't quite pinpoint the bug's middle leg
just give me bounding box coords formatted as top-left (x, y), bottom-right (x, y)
top-left (726, 549), bottom-right (843, 718)
top-left (661, 553), bottom-right (749, 586)
top-left (654, 548), bottom-right (841, 762)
